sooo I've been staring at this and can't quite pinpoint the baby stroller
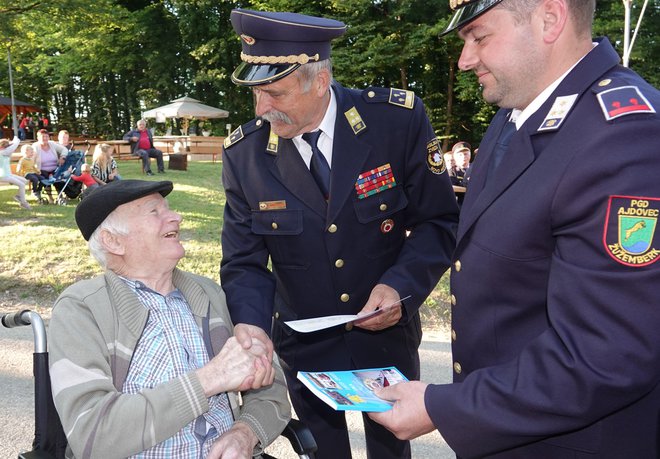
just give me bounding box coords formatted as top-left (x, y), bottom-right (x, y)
top-left (39, 143), bottom-right (90, 206)
top-left (1, 309), bottom-right (317, 459)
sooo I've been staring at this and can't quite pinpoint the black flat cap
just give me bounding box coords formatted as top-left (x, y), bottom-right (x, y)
top-left (75, 180), bottom-right (173, 240)
top-left (440, 0), bottom-right (503, 36)
top-left (230, 9), bottom-right (346, 86)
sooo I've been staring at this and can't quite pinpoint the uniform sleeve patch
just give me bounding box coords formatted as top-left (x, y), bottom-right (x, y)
top-left (389, 88), bottom-right (415, 109)
top-left (603, 196), bottom-right (660, 267)
top-left (596, 86), bottom-right (656, 121)
top-left (426, 138), bottom-right (446, 175)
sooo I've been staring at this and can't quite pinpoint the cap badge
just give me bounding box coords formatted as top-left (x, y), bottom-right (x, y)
top-left (604, 196), bottom-right (660, 267)
top-left (241, 34), bottom-right (256, 45)
top-left (538, 94), bottom-right (578, 131)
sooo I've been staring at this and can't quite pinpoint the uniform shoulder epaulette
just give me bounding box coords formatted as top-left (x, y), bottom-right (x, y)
top-left (592, 77), bottom-right (656, 122)
top-left (362, 87), bottom-right (416, 109)
top-left (223, 118), bottom-right (267, 149)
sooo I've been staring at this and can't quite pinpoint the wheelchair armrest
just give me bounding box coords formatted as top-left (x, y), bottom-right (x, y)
top-left (281, 418), bottom-right (317, 456)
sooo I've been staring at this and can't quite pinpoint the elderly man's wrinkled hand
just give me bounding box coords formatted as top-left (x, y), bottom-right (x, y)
top-left (233, 323), bottom-right (274, 362)
top-left (207, 421), bottom-right (258, 459)
top-left (196, 336), bottom-right (272, 396)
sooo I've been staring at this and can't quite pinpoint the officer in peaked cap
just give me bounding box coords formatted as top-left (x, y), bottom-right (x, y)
top-left (221, 8), bottom-right (459, 459)
top-left (230, 9), bottom-right (347, 86)
top-left (370, 0), bottom-right (660, 457)
top-left (440, 0), bottom-right (503, 35)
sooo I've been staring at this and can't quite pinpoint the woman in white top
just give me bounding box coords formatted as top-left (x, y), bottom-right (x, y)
top-left (32, 129), bottom-right (68, 203)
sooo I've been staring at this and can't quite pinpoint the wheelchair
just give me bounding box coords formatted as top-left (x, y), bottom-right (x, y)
top-left (1, 310), bottom-right (316, 459)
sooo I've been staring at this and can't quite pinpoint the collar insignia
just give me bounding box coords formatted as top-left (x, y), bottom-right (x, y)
top-left (345, 107), bottom-right (366, 135)
top-left (266, 128), bottom-right (279, 154)
top-left (538, 94), bottom-right (578, 131)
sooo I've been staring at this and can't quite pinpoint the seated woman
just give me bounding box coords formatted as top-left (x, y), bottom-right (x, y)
top-left (49, 180), bottom-right (290, 458)
top-left (0, 136), bottom-right (31, 209)
top-left (91, 143), bottom-right (121, 185)
top-left (32, 129), bottom-right (68, 203)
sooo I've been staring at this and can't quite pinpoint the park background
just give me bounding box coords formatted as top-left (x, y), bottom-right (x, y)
top-left (0, 0), bottom-right (658, 335)
top-left (1, 0), bottom-right (658, 152)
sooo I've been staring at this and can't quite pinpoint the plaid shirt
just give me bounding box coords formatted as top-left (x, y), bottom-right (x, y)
top-left (121, 279), bottom-right (234, 458)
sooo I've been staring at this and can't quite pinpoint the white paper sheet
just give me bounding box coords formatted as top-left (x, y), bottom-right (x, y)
top-left (284, 296), bottom-right (411, 333)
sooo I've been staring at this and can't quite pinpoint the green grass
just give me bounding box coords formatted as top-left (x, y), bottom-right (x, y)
top-left (0, 159), bottom-right (450, 328)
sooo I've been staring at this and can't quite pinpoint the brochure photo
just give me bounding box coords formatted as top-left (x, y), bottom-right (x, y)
top-left (297, 366), bottom-right (408, 412)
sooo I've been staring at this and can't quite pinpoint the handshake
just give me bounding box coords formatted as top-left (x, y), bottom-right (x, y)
top-left (196, 323), bottom-right (276, 397)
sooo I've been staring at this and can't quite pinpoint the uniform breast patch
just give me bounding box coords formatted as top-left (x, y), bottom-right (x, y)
top-left (597, 86), bottom-right (656, 121)
top-left (603, 196), bottom-right (660, 267)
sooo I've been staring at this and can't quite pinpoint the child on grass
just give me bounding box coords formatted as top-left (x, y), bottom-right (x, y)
top-left (0, 136), bottom-right (31, 209)
top-left (16, 144), bottom-right (43, 201)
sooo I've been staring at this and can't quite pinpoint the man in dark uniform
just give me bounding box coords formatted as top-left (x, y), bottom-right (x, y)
top-left (451, 141), bottom-right (472, 187)
top-left (220, 9), bottom-right (459, 459)
top-left (370, 1), bottom-right (660, 458)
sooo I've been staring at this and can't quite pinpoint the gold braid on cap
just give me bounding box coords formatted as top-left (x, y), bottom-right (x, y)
top-left (240, 52), bottom-right (320, 65)
top-left (449, 0), bottom-right (469, 10)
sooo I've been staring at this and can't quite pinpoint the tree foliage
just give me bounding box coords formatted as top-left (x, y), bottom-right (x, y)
top-left (1, 0), bottom-right (658, 146)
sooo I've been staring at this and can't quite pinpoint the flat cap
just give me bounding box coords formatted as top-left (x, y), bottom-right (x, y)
top-left (440, 0), bottom-right (503, 36)
top-left (75, 179), bottom-right (173, 240)
top-left (230, 9), bottom-right (346, 86)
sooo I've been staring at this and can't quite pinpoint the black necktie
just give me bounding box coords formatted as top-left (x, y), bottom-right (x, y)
top-left (486, 120), bottom-right (517, 182)
top-left (302, 130), bottom-right (331, 199)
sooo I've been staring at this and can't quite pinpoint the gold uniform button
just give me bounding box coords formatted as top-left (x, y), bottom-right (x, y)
top-left (451, 329), bottom-right (457, 341)
top-left (335, 259), bottom-right (345, 268)
top-left (274, 312), bottom-right (280, 319)
top-left (598, 78), bottom-right (612, 87)
top-left (451, 294), bottom-right (456, 306)
top-left (271, 222), bottom-right (278, 230)
top-left (368, 90), bottom-right (376, 98)
top-left (454, 260), bottom-right (462, 272)
top-left (379, 203), bottom-right (387, 211)
top-left (345, 322), bottom-right (353, 331)
top-left (328, 224), bottom-right (338, 233)
top-left (340, 293), bottom-right (350, 302)
top-left (453, 362), bottom-right (462, 374)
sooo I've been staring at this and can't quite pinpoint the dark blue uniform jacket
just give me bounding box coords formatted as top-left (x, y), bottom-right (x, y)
top-left (427, 38), bottom-right (660, 458)
top-left (221, 82), bottom-right (459, 378)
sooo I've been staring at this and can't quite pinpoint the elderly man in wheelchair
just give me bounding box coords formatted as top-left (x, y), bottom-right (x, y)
top-left (47, 179), bottom-right (292, 458)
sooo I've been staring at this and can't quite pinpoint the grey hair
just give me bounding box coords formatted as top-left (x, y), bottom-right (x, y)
top-left (87, 209), bottom-right (130, 268)
top-left (296, 59), bottom-right (333, 93)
